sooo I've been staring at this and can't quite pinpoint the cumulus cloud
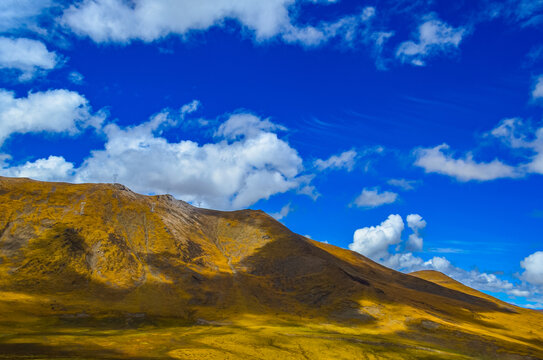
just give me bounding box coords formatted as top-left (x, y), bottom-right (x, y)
top-left (1, 155), bottom-right (74, 182)
top-left (406, 214), bottom-right (426, 251)
top-left (62, 0), bottom-right (294, 43)
top-left (353, 188), bottom-right (398, 208)
top-left (270, 203), bottom-right (292, 220)
top-left (521, 251), bottom-right (543, 286)
top-left (396, 15), bottom-right (466, 66)
top-left (61, 0), bottom-right (381, 48)
top-left (1, 101), bottom-right (313, 210)
top-left (314, 149), bottom-right (357, 171)
top-left (0, 37), bottom-right (59, 80)
top-left (0, 88), bottom-right (104, 146)
top-left (414, 144), bottom-right (519, 181)
top-left (349, 214), bottom-right (404, 260)
top-left (348, 214), bottom-right (529, 301)
top-left (382, 251), bottom-right (424, 270)
top-left (406, 214), bottom-right (426, 232)
top-left (76, 107), bottom-right (308, 209)
top-left (349, 213), bottom-right (426, 265)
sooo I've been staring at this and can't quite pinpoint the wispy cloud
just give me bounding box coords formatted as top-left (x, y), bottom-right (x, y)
top-left (413, 144), bottom-right (520, 181)
top-left (270, 203), bottom-right (292, 221)
top-left (387, 178), bottom-right (419, 191)
top-left (396, 14), bottom-right (467, 66)
top-left (532, 75), bottom-right (543, 101)
top-left (314, 149), bottom-right (357, 171)
top-left (426, 247), bottom-right (469, 254)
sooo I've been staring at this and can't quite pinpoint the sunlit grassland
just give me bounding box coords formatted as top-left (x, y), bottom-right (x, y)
top-left (0, 315), bottom-right (472, 360)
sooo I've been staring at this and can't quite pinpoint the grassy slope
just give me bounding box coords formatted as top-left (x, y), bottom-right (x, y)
top-left (0, 176), bottom-right (542, 359)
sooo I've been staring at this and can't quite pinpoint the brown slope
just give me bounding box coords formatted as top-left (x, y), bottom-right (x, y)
top-left (0, 176), bottom-right (543, 359)
top-left (0, 176), bottom-right (511, 317)
top-left (410, 270), bottom-right (514, 306)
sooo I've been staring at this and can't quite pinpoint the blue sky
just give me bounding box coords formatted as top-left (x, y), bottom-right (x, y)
top-left (1, 0), bottom-right (543, 307)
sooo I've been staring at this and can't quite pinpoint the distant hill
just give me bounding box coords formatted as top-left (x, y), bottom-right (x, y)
top-left (0, 176), bottom-right (542, 359)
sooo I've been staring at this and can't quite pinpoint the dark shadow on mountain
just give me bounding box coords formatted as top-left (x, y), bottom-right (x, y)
top-left (0, 341), bottom-right (162, 360)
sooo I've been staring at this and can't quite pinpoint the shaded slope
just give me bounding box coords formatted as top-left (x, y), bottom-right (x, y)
top-left (0, 176), bottom-right (542, 359)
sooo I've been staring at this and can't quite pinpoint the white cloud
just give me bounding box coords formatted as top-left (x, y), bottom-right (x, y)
top-left (349, 213), bottom-right (424, 265)
top-left (296, 180), bottom-right (320, 200)
top-left (1, 155), bottom-right (74, 182)
top-left (270, 203), bottom-right (291, 220)
top-left (76, 108), bottom-right (307, 209)
top-left (215, 113), bottom-right (285, 140)
top-left (68, 71), bottom-right (84, 84)
top-left (406, 213), bottom-right (426, 232)
top-left (387, 178), bottom-right (418, 191)
top-left (509, 289), bottom-right (531, 297)
top-left (407, 234), bottom-right (423, 252)
top-left (62, 0), bottom-right (294, 43)
top-left (396, 15), bottom-right (466, 66)
top-left (490, 118), bottom-right (543, 175)
top-left (353, 188), bottom-right (398, 208)
top-left (1, 102), bottom-right (313, 210)
top-left (419, 256), bottom-right (517, 295)
top-left (415, 116), bottom-right (543, 183)
top-left (414, 78), bottom-right (543, 183)
top-left (314, 149), bottom-right (357, 171)
top-left (0, 0), bottom-right (52, 32)
top-left (0, 88), bottom-right (104, 146)
top-left (383, 252), bottom-right (424, 270)
top-left (280, 6), bottom-right (378, 47)
top-left (491, 0), bottom-right (543, 27)
top-left (521, 251), bottom-right (543, 286)
top-left (348, 215), bottom-right (530, 301)
top-left (371, 30), bottom-right (395, 70)
top-left (532, 75), bottom-right (543, 101)
top-left (414, 144), bottom-right (519, 181)
top-left (490, 118), bottom-right (528, 147)
top-left (406, 214), bottom-right (426, 251)
top-left (61, 0), bottom-right (380, 48)
top-left (349, 214), bottom-right (404, 260)
top-left (0, 37), bottom-right (59, 80)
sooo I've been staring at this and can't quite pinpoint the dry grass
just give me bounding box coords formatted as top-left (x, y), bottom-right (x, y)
top-left (0, 176), bottom-right (542, 359)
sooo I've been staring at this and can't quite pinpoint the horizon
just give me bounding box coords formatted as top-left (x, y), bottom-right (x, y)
top-left (0, 0), bottom-right (542, 309)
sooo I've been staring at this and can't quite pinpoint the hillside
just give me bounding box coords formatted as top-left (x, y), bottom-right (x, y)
top-left (410, 270), bottom-right (514, 306)
top-left (0, 176), bottom-right (542, 359)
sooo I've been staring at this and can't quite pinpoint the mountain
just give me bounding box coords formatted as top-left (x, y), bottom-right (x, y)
top-left (0, 176), bottom-right (542, 359)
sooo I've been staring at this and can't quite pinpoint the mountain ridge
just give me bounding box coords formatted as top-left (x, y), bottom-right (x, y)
top-left (0, 176), bottom-right (542, 359)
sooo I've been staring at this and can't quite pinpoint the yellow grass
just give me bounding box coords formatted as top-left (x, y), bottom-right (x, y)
top-left (0, 176), bottom-right (542, 359)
